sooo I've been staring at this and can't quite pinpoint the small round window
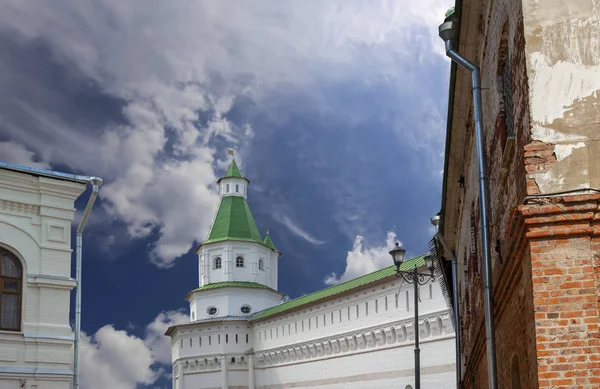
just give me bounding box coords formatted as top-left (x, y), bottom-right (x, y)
top-left (241, 305), bottom-right (252, 314)
top-left (207, 306), bottom-right (218, 316)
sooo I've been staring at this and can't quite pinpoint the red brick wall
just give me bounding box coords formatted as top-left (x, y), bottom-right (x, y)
top-left (450, 0), bottom-right (600, 387)
top-left (521, 194), bottom-right (600, 388)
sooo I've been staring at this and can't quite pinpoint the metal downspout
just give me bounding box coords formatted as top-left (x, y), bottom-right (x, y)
top-left (74, 177), bottom-right (103, 389)
top-left (435, 232), bottom-right (462, 389)
top-left (442, 37), bottom-right (498, 389)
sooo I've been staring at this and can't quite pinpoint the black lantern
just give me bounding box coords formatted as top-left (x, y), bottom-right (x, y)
top-left (389, 242), bottom-right (406, 272)
top-left (424, 252), bottom-right (436, 274)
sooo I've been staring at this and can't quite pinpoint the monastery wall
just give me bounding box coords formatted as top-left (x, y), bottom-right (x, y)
top-left (174, 276), bottom-right (456, 389)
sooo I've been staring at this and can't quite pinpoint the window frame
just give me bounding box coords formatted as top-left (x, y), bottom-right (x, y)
top-left (258, 258), bottom-right (264, 271)
top-left (236, 256), bottom-right (245, 268)
top-left (206, 306), bottom-right (218, 316)
top-left (0, 248), bottom-right (23, 332)
top-left (240, 305), bottom-right (252, 314)
top-left (214, 256), bottom-right (222, 269)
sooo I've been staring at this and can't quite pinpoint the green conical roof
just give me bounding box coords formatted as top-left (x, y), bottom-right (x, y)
top-left (204, 196), bottom-right (263, 245)
top-left (217, 159), bottom-right (248, 184)
top-left (225, 160), bottom-right (243, 178)
top-left (263, 234), bottom-right (276, 250)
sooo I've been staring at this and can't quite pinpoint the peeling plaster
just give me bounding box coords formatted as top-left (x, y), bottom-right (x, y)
top-left (529, 52), bottom-right (600, 125)
top-left (531, 124), bottom-right (587, 143)
top-left (554, 142), bottom-right (585, 161)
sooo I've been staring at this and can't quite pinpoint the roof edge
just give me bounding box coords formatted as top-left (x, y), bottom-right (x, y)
top-left (440, 0), bottom-right (463, 236)
top-left (165, 316), bottom-right (252, 337)
top-left (195, 237), bottom-right (282, 255)
top-left (0, 162), bottom-right (95, 185)
top-left (216, 176), bottom-right (251, 184)
top-left (185, 282), bottom-right (284, 301)
top-left (250, 254), bottom-right (427, 322)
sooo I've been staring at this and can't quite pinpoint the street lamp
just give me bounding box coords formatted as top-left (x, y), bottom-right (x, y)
top-left (389, 243), bottom-right (436, 389)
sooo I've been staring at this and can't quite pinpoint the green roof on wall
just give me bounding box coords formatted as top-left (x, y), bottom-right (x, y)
top-left (251, 254), bottom-right (426, 320)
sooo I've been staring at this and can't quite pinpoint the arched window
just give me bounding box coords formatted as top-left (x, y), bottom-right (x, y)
top-left (236, 184), bottom-right (239, 193)
top-left (236, 256), bottom-right (244, 268)
top-left (226, 184), bottom-right (230, 193)
top-left (214, 257), bottom-right (222, 269)
top-left (1, 248), bottom-right (22, 331)
top-left (423, 320), bottom-right (431, 337)
top-left (258, 258), bottom-right (264, 271)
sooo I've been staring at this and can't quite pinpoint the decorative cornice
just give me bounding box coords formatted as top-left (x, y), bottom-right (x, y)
top-left (0, 366), bottom-right (73, 376)
top-left (0, 199), bottom-right (40, 216)
top-left (519, 193), bottom-right (600, 239)
top-left (172, 311), bottom-right (453, 375)
top-left (254, 313), bottom-right (453, 368)
top-left (27, 274), bottom-right (76, 290)
top-left (176, 354), bottom-right (249, 376)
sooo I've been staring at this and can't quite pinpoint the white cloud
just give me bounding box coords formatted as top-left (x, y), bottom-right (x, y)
top-left (143, 311), bottom-right (189, 365)
top-left (80, 326), bottom-right (157, 389)
top-left (325, 231), bottom-right (398, 285)
top-left (0, 0), bottom-right (451, 266)
top-left (0, 141), bottom-right (49, 169)
top-left (79, 310), bottom-right (188, 389)
top-left (278, 214), bottom-right (325, 245)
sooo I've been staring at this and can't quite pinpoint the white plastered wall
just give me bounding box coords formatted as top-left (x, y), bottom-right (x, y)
top-left (0, 169), bottom-right (86, 389)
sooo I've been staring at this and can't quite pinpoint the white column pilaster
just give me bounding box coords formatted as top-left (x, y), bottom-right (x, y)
top-left (178, 362), bottom-right (185, 389)
top-left (248, 354), bottom-right (255, 389)
top-left (221, 355), bottom-right (229, 389)
top-left (226, 246), bottom-right (234, 281)
top-left (266, 257), bottom-right (272, 289)
top-left (201, 251), bottom-right (209, 285)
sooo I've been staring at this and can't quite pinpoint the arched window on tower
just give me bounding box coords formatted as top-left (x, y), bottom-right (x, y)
top-left (1, 248), bottom-right (22, 331)
top-left (236, 256), bottom-right (244, 268)
top-left (226, 184), bottom-right (230, 193)
top-left (214, 257), bottom-right (222, 269)
top-left (236, 184), bottom-right (239, 193)
top-left (259, 258), bottom-right (264, 271)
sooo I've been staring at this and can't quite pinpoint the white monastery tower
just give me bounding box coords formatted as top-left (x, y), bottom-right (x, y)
top-left (166, 159), bottom-right (457, 389)
top-left (190, 158), bottom-right (282, 323)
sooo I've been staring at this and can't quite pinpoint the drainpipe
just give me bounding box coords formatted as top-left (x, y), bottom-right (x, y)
top-left (439, 12), bottom-right (498, 389)
top-left (74, 177), bottom-right (103, 389)
top-left (431, 215), bottom-right (461, 389)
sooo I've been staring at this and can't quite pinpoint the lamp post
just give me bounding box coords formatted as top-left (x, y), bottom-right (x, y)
top-left (389, 243), bottom-right (436, 389)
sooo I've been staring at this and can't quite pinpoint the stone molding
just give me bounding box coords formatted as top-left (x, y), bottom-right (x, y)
top-left (0, 199), bottom-right (40, 217)
top-left (174, 310), bottom-right (452, 375)
top-left (254, 312), bottom-right (452, 368)
top-left (519, 193), bottom-right (600, 239)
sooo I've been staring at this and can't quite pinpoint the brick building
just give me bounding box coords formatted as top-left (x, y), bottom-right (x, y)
top-left (439, 0), bottom-right (600, 388)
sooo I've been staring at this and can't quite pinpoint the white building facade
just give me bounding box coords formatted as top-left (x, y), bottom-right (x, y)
top-left (167, 161), bottom-right (457, 389)
top-left (0, 165), bottom-right (90, 389)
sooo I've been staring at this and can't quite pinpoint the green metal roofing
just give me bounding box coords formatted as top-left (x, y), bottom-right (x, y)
top-left (204, 196), bottom-right (264, 245)
top-left (263, 234), bottom-right (276, 250)
top-left (251, 254), bottom-right (426, 321)
top-left (224, 159), bottom-right (244, 178)
top-left (186, 281), bottom-right (280, 299)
